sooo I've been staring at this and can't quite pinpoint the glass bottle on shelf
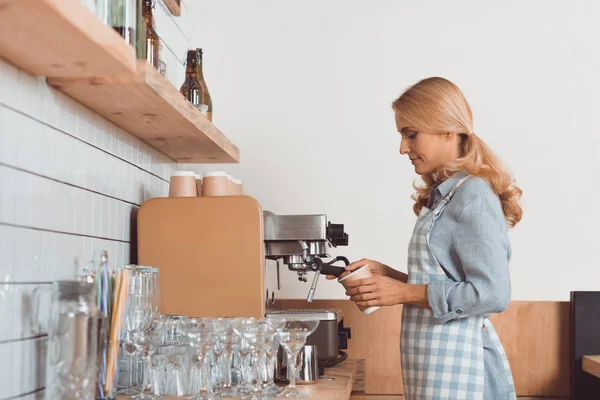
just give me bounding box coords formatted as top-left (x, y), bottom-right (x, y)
top-left (109, 0), bottom-right (137, 46)
top-left (135, 0), bottom-right (147, 60)
top-left (143, 0), bottom-right (160, 69)
top-left (195, 48), bottom-right (213, 122)
top-left (180, 50), bottom-right (208, 116)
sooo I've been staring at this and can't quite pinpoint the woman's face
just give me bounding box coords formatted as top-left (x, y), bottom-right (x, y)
top-left (395, 113), bottom-right (461, 176)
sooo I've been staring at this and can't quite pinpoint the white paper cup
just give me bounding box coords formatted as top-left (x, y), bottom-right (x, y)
top-left (338, 265), bottom-right (380, 315)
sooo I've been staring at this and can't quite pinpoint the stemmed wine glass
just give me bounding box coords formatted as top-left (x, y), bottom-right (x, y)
top-left (276, 318), bottom-right (320, 398)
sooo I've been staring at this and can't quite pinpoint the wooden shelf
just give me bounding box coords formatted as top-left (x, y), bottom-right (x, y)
top-left (0, 0), bottom-right (239, 163)
top-left (583, 355), bottom-right (600, 379)
top-left (164, 0), bottom-right (182, 16)
top-left (0, 0), bottom-right (136, 77)
top-left (49, 61), bottom-right (239, 163)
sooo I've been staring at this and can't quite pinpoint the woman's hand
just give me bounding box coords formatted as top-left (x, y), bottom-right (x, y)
top-left (344, 277), bottom-right (430, 309)
top-left (325, 258), bottom-right (387, 280)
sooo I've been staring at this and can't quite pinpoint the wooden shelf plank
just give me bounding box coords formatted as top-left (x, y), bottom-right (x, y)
top-left (48, 61), bottom-right (239, 163)
top-left (583, 355), bottom-right (600, 379)
top-left (163, 0), bottom-right (182, 16)
top-left (0, 0), bottom-right (136, 77)
top-left (1, 0), bottom-right (239, 163)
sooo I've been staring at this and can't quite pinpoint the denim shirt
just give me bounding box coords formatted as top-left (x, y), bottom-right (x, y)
top-left (424, 170), bottom-right (512, 324)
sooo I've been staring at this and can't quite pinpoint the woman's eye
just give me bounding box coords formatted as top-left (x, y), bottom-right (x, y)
top-left (407, 132), bottom-right (417, 139)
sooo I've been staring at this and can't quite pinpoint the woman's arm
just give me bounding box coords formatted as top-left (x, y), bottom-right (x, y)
top-left (346, 191), bottom-right (511, 318)
top-left (427, 193), bottom-right (511, 323)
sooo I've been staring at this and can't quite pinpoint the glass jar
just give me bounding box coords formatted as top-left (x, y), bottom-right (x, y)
top-left (44, 281), bottom-right (102, 400)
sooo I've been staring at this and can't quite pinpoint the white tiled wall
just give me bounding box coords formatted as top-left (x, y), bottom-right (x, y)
top-left (0, 2), bottom-right (190, 398)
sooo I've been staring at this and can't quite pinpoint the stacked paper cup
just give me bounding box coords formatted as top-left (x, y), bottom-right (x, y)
top-left (168, 171), bottom-right (244, 197)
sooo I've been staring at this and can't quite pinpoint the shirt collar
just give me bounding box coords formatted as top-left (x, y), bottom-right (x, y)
top-left (434, 170), bottom-right (469, 198)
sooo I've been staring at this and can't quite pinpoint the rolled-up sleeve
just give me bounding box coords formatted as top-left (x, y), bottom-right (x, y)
top-left (427, 193), bottom-right (511, 324)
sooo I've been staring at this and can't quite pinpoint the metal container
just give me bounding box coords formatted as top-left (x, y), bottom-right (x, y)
top-left (297, 345), bottom-right (319, 384)
top-left (274, 344), bottom-right (320, 384)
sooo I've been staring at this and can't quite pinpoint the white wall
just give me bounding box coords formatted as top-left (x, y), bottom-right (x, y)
top-left (186, 0), bottom-right (600, 302)
top-left (0, 2), bottom-right (189, 398)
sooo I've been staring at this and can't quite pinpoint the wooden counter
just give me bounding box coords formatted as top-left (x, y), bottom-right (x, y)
top-left (117, 359), bottom-right (359, 400)
top-left (583, 355), bottom-right (600, 379)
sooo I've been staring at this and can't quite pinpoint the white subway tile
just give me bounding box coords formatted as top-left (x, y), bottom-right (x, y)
top-left (0, 58), bottom-right (20, 106)
top-left (13, 228), bottom-right (41, 282)
top-left (123, 242), bottom-right (131, 265)
top-left (41, 125), bottom-right (57, 179)
top-left (66, 185), bottom-right (76, 234)
top-left (0, 225), bottom-right (15, 281)
top-left (17, 70), bottom-right (38, 117)
top-left (108, 120), bottom-right (119, 156)
top-left (124, 205), bottom-right (132, 241)
top-left (32, 183), bottom-right (45, 232)
top-left (116, 127), bottom-right (125, 159)
top-left (0, 340), bottom-right (11, 396)
top-left (14, 171), bottom-right (33, 229)
top-left (101, 196), bottom-right (110, 238)
top-left (117, 201), bottom-right (125, 242)
top-left (42, 86), bottom-right (58, 128)
top-left (8, 336), bottom-right (47, 397)
top-left (65, 96), bottom-right (78, 138)
top-left (55, 92), bottom-right (69, 133)
top-left (1, 168), bottom-right (17, 225)
top-left (75, 103), bottom-right (85, 141)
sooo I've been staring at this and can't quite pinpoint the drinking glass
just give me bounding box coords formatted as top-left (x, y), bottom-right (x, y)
top-left (187, 318), bottom-right (218, 399)
top-left (259, 318), bottom-right (286, 395)
top-left (231, 318), bottom-right (261, 395)
top-left (122, 265), bottom-right (156, 400)
top-left (276, 319), bottom-right (320, 398)
top-left (212, 318), bottom-right (242, 398)
top-left (149, 315), bottom-right (193, 397)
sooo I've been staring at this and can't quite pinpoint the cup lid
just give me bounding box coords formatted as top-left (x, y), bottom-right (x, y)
top-left (204, 171), bottom-right (228, 177)
top-left (173, 171), bottom-right (196, 177)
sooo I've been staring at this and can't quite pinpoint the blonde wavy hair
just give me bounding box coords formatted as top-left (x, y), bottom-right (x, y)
top-left (392, 77), bottom-right (523, 228)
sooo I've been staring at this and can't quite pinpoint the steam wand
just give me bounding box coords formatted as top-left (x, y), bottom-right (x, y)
top-left (306, 256), bottom-right (350, 302)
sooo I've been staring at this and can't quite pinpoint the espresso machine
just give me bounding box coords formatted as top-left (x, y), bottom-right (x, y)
top-left (263, 212), bottom-right (350, 302)
top-left (263, 212), bottom-right (353, 372)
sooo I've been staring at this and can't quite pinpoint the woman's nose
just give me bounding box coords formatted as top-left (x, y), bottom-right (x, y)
top-left (400, 139), bottom-right (410, 155)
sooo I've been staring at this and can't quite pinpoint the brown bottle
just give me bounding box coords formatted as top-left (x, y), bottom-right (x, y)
top-left (195, 48), bottom-right (213, 122)
top-left (180, 50), bottom-right (207, 115)
top-left (143, 0), bottom-right (160, 69)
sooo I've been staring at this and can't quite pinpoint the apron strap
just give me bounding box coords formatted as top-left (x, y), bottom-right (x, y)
top-left (433, 175), bottom-right (471, 215)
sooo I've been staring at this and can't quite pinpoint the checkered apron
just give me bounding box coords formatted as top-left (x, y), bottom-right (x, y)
top-left (400, 176), bottom-right (516, 400)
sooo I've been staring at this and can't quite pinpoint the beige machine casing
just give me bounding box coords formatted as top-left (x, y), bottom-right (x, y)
top-left (137, 196), bottom-right (265, 318)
